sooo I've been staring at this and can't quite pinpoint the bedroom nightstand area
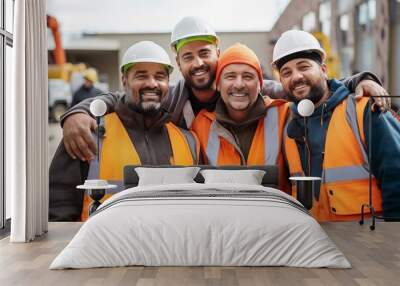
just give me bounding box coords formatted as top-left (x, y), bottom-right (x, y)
top-left (0, 222), bottom-right (399, 286)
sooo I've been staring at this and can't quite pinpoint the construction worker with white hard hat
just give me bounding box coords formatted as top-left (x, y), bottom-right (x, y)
top-left (60, 17), bottom-right (387, 163)
top-left (170, 16), bottom-right (218, 52)
top-left (273, 30), bottom-right (400, 222)
top-left (272, 30), bottom-right (326, 69)
top-left (50, 41), bottom-right (200, 222)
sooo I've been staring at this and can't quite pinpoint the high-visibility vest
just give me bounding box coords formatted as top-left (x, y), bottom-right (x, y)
top-left (191, 99), bottom-right (290, 192)
top-left (81, 112), bottom-right (199, 221)
top-left (284, 96), bottom-right (382, 221)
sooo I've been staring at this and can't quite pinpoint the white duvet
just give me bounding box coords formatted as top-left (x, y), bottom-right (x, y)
top-left (50, 183), bottom-right (351, 269)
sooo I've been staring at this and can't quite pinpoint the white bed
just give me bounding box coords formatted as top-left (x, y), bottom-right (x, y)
top-left (50, 182), bottom-right (350, 269)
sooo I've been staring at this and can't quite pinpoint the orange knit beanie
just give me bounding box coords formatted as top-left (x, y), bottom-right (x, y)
top-left (216, 43), bottom-right (263, 88)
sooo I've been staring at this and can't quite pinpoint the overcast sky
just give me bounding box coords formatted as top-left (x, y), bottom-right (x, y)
top-left (47, 0), bottom-right (291, 36)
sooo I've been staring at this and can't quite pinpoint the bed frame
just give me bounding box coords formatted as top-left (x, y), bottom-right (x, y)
top-left (123, 165), bottom-right (279, 189)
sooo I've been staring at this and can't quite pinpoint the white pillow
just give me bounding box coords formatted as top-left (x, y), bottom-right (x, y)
top-left (135, 167), bottom-right (200, 186)
top-left (200, 169), bottom-right (266, 185)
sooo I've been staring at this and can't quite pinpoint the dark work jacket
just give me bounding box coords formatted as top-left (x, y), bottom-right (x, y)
top-left (49, 95), bottom-right (178, 221)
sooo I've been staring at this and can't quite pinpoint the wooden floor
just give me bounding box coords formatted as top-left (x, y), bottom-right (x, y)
top-left (0, 221), bottom-right (399, 286)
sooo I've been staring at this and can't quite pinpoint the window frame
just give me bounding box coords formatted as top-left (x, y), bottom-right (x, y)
top-left (0, 0), bottom-right (14, 233)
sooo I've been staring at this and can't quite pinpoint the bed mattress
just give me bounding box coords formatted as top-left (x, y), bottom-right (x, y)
top-left (50, 183), bottom-right (350, 269)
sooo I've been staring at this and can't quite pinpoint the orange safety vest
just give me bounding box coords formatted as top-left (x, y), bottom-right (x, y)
top-left (81, 112), bottom-right (200, 221)
top-left (191, 98), bottom-right (290, 192)
top-left (284, 96), bottom-right (382, 221)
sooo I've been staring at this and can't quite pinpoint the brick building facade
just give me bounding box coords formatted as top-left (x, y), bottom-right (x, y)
top-left (266, 0), bottom-right (399, 104)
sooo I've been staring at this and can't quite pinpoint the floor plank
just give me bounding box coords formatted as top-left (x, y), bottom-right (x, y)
top-left (0, 222), bottom-right (399, 286)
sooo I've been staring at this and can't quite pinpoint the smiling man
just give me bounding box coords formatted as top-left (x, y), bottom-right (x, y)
top-left (217, 63), bottom-right (261, 122)
top-left (176, 39), bottom-right (218, 97)
top-left (274, 30), bottom-right (400, 221)
top-left (191, 43), bottom-right (290, 192)
top-left (49, 41), bottom-right (200, 221)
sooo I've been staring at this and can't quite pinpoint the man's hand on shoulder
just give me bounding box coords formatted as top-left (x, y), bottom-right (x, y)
top-left (63, 113), bottom-right (97, 161)
top-left (354, 79), bottom-right (390, 112)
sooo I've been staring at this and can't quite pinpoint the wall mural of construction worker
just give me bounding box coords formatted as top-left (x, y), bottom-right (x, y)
top-left (58, 17), bottom-right (387, 163)
top-left (50, 17), bottom-right (392, 222)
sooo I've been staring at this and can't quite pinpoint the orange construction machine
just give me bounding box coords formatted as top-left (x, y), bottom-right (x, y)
top-left (47, 15), bottom-right (99, 121)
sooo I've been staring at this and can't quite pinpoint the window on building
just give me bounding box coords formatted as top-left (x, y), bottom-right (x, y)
top-left (339, 14), bottom-right (349, 45)
top-left (368, 0), bottom-right (376, 21)
top-left (337, 0), bottom-right (353, 14)
top-left (354, 0), bottom-right (375, 76)
top-left (337, 13), bottom-right (353, 77)
top-left (1, 0), bottom-right (14, 231)
top-left (358, 0), bottom-right (376, 28)
top-left (302, 12), bottom-right (316, 32)
top-left (319, 0), bottom-right (331, 36)
top-left (356, 0), bottom-right (376, 36)
top-left (358, 2), bottom-right (368, 25)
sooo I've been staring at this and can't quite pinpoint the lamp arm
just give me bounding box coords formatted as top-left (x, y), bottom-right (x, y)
top-left (96, 116), bottom-right (100, 162)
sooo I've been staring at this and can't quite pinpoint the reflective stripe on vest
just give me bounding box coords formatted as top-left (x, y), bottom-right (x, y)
top-left (321, 95), bottom-right (370, 183)
top-left (324, 165), bottom-right (370, 183)
top-left (264, 106), bottom-right (279, 165)
top-left (182, 100), bottom-right (195, 129)
top-left (205, 120), bottom-right (221, 166)
top-left (180, 127), bottom-right (198, 163)
top-left (345, 95), bottom-right (369, 167)
top-left (205, 106), bottom-right (280, 166)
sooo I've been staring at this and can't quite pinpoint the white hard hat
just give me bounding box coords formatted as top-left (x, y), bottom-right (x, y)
top-left (272, 30), bottom-right (326, 68)
top-left (120, 41), bottom-right (173, 73)
top-left (170, 16), bottom-right (218, 51)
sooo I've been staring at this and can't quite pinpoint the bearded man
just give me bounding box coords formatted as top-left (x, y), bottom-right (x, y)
top-left (49, 41), bottom-right (199, 221)
top-left (274, 30), bottom-right (400, 221)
